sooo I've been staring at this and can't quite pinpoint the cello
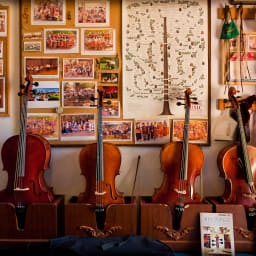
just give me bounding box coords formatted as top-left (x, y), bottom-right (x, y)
top-left (152, 88), bottom-right (204, 230)
top-left (217, 87), bottom-right (256, 230)
top-left (0, 74), bottom-right (54, 228)
top-left (77, 89), bottom-right (124, 230)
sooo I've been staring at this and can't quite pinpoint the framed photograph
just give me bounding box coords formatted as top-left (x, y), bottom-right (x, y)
top-left (172, 119), bottom-right (208, 144)
top-left (0, 41), bottom-right (3, 58)
top-left (44, 29), bottom-right (79, 53)
top-left (28, 81), bottom-right (60, 108)
top-left (63, 58), bottom-right (94, 79)
top-left (100, 57), bottom-right (119, 70)
top-left (102, 101), bottom-right (120, 118)
top-left (24, 41), bottom-right (41, 52)
top-left (101, 72), bottom-right (118, 84)
top-left (75, 0), bottom-right (110, 27)
top-left (81, 28), bottom-right (116, 55)
top-left (23, 32), bottom-right (43, 40)
top-left (31, 0), bottom-right (66, 25)
top-left (102, 86), bottom-right (118, 99)
top-left (103, 121), bottom-right (132, 142)
top-left (24, 57), bottom-right (59, 79)
top-left (61, 113), bottom-right (96, 141)
top-left (27, 113), bottom-right (59, 140)
top-left (0, 78), bottom-right (5, 112)
top-left (0, 9), bottom-right (7, 37)
top-left (0, 59), bottom-right (3, 75)
top-left (62, 81), bottom-right (96, 107)
top-left (135, 119), bottom-right (170, 144)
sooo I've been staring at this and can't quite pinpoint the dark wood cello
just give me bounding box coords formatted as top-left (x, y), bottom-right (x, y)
top-left (217, 87), bottom-right (256, 231)
top-left (0, 74), bottom-right (54, 228)
top-left (152, 88), bottom-right (204, 230)
top-left (77, 89), bottom-right (124, 230)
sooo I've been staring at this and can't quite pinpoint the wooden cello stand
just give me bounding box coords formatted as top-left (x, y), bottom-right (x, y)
top-left (140, 197), bottom-right (212, 252)
top-left (0, 195), bottom-right (64, 241)
top-left (205, 197), bottom-right (256, 253)
top-left (65, 196), bottom-right (137, 237)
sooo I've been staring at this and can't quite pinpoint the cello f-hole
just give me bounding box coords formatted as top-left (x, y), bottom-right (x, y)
top-left (106, 183), bottom-right (117, 200)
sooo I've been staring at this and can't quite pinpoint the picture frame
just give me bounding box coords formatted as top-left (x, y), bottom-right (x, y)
top-left (31, 0), bottom-right (66, 25)
top-left (28, 81), bottom-right (60, 108)
top-left (0, 77), bottom-right (5, 112)
top-left (0, 59), bottom-right (3, 76)
top-left (100, 72), bottom-right (118, 84)
top-left (23, 32), bottom-right (43, 40)
top-left (102, 86), bottom-right (118, 99)
top-left (172, 119), bottom-right (208, 145)
top-left (62, 81), bottom-right (96, 108)
top-left (24, 41), bottom-right (41, 52)
top-left (102, 101), bottom-right (120, 118)
top-left (134, 119), bottom-right (170, 144)
top-left (81, 28), bottom-right (116, 55)
top-left (24, 57), bottom-right (59, 79)
top-left (122, 0), bottom-right (211, 141)
top-left (102, 121), bottom-right (132, 142)
top-left (44, 29), bottom-right (79, 54)
top-left (0, 41), bottom-right (3, 58)
top-left (75, 0), bottom-right (110, 27)
top-left (0, 9), bottom-right (7, 37)
top-left (61, 113), bottom-right (96, 141)
top-left (100, 57), bottom-right (119, 70)
top-left (27, 113), bottom-right (59, 140)
top-left (63, 58), bottom-right (94, 79)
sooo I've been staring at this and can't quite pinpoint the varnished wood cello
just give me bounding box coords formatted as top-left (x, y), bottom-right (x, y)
top-left (217, 87), bottom-right (256, 230)
top-left (77, 89), bottom-right (124, 230)
top-left (153, 88), bottom-right (204, 230)
top-left (0, 74), bottom-right (54, 229)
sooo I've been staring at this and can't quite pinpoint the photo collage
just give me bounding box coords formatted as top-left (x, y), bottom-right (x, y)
top-left (22, 0), bottom-right (206, 145)
top-left (23, 0), bottom-right (127, 143)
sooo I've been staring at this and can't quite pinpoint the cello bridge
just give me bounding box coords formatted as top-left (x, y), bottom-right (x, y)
top-left (14, 187), bottom-right (30, 192)
top-left (95, 191), bottom-right (106, 196)
top-left (173, 188), bottom-right (186, 195)
top-left (242, 192), bottom-right (256, 199)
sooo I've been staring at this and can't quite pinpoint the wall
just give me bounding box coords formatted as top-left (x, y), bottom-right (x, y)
top-left (0, 0), bottom-right (255, 202)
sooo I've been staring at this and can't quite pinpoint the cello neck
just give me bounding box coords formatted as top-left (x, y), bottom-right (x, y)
top-left (236, 105), bottom-right (254, 188)
top-left (16, 94), bottom-right (29, 178)
top-left (179, 89), bottom-right (192, 181)
top-left (15, 76), bottom-right (33, 179)
top-left (96, 91), bottom-right (104, 183)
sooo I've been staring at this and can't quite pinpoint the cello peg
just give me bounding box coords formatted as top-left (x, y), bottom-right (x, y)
top-left (191, 102), bottom-right (198, 105)
top-left (33, 81), bottom-right (39, 87)
top-left (176, 102), bottom-right (185, 106)
top-left (18, 92), bottom-right (23, 96)
top-left (20, 84), bottom-right (25, 89)
top-left (176, 97), bottom-right (184, 100)
top-left (190, 97), bottom-right (197, 100)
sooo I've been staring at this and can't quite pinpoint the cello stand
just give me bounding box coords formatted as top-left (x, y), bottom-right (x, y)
top-left (140, 197), bottom-right (212, 252)
top-left (65, 196), bottom-right (137, 237)
top-left (0, 195), bottom-right (64, 242)
top-left (206, 197), bottom-right (256, 253)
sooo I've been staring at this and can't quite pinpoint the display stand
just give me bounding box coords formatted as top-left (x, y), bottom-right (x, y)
top-left (0, 195), bottom-right (64, 242)
top-left (140, 198), bottom-right (212, 252)
top-left (206, 197), bottom-right (256, 253)
top-left (65, 197), bottom-right (137, 237)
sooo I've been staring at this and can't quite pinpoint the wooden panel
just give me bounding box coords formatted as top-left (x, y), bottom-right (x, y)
top-left (218, 7), bottom-right (256, 19)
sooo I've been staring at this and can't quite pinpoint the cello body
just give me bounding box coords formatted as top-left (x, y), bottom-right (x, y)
top-left (0, 74), bottom-right (54, 206)
top-left (217, 87), bottom-right (256, 230)
top-left (152, 142), bottom-right (204, 205)
top-left (217, 143), bottom-right (256, 210)
top-left (77, 142), bottom-right (124, 206)
top-left (0, 134), bottom-right (54, 205)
